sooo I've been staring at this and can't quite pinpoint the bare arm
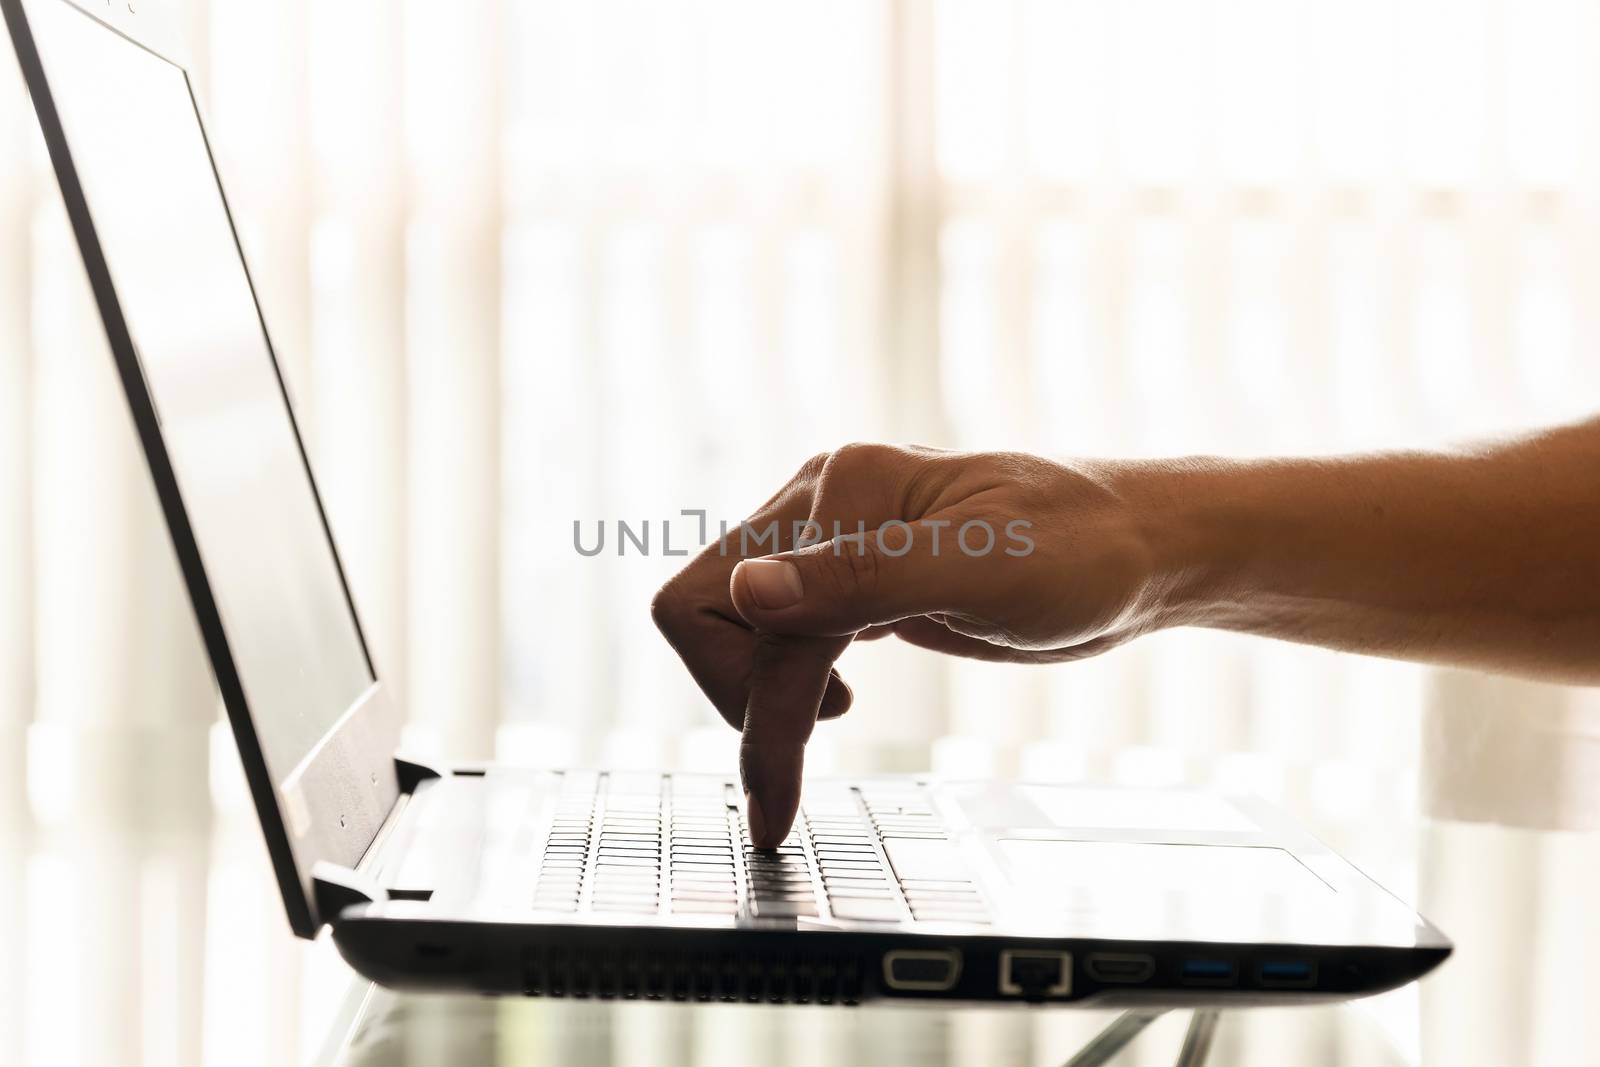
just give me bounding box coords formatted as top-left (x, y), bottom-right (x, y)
top-left (1137, 418), bottom-right (1600, 685)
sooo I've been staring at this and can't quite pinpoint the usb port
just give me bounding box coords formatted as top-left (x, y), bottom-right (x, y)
top-left (1084, 953), bottom-right (1155, 985)
top-left (1178, 958), bottom-right (1235, 985)
top-left (1258, 960), bottom-right (1315, 987)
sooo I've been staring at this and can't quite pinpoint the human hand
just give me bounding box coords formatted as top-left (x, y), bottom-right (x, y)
top-left (650, 444), bottom-right (1169, 847)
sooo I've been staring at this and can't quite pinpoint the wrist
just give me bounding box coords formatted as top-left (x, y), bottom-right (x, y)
top-left (1105, 457), bottom-right (1248, 630)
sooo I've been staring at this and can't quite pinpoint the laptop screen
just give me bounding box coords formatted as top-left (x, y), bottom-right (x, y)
top-left (28, 1), bottom-right (374, 785)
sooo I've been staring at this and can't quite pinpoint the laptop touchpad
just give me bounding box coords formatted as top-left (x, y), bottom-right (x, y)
top-left (990, 839), bottom-right (1347, 939)
top-left (999, 840), bottom-right (1333, 899)
top-left (948, 784), bottom-right (1259, 833)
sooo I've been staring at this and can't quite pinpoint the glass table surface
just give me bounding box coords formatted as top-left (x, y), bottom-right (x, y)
top-left (312, 981), bottom-right (1416, 1067)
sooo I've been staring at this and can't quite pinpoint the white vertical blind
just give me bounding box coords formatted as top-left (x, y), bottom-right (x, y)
top-left (1, 0), bottom-right (1598, 1063)
top-left (0, 40), bottom-right (34, 1067)
top-left (402, 0), bottom-right (503, 761)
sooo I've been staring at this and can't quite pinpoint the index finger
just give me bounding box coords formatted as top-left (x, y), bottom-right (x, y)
top-left (739, 632), bottom-right (852, 848)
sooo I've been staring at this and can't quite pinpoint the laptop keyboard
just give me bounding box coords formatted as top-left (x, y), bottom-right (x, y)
top-left (529, 774), bottom-right (988, 925)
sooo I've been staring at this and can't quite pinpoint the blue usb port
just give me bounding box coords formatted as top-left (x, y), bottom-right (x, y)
top-left (1178, 958), bottom-right (1235, 984)
top-left (1258, 960), bottom-right (1315, 987)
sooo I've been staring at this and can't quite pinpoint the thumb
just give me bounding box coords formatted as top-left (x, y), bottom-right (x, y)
top-left (730, 527), bottom-right (964, 635)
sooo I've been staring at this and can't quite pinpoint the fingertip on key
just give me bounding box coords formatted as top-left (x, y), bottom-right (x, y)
top-left (744, 789), bottom-right (770, 848)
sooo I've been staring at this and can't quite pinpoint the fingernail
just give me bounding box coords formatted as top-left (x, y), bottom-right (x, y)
top-left (744, 790), bottom-right (767, 847)
top-left (737, 559), bottom-right (803, 610)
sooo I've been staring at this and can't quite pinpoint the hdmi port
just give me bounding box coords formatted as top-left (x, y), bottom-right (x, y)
top-left (1085, 953), bottom-right (1155, 984)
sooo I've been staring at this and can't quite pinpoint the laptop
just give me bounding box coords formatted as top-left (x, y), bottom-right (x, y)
top-left (5, 0), bottom-right (1450, 1007)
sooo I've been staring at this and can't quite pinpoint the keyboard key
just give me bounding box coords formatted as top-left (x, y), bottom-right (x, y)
top-left (592, 898), bottom-right (659, 912)
top-left (829, 899), bottom-right (904, 922)
top-left (536, 879), bottom-right (583, 892)
top-left (750, 885), bottom-right (814, 897)
top-left (671, 900), bottom-right (739, 915)
top-left (824, 885), bottom-right (896, 900)
top-left (912, 911), bottom-right (991, 925)
top-left (750, 900), bottom-right (818, 918)
top-left (906, 887), bottom-right (980, 902)
top-left (671, 896), bottom-right (738, 908)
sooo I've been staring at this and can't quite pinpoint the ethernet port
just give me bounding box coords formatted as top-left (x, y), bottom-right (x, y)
top-left (999, 949), bottom-right (1072, 1000)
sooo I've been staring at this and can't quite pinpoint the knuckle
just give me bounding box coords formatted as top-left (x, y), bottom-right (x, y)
top-left (648, 582), bottom-right (687, 637)
top-left (829, 538), bottom-right (882, 600)
top-left (766, 451), bottom-right (831, 517)
top-left (753, 632), bottom-right (843, 674)
top-left (796, 450), bottom-right (832, 484)
top-left (749, 632), bottom-right (787, 673)
top-left (822, 441), bottom-right (890, 482)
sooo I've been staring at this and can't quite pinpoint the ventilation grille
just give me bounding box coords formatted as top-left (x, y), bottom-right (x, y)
top-left (522, 947), bottom-right (863, 1005)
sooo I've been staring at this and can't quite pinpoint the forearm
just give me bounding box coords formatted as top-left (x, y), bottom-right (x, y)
top-left (1124, 418), bottom-right (1600, 684)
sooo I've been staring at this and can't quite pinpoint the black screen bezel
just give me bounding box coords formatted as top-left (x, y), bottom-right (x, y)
top-left (2, 0), bottom-right (404, 937)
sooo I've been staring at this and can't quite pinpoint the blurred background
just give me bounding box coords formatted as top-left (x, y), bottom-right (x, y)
top-left (3, 0), bottom-right (1600, 1064)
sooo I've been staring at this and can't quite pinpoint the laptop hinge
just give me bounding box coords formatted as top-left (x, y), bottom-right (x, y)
top-left (395, 755), bottom-right (444, 794)
top-left (312, 861), bottom-right (387, 928)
